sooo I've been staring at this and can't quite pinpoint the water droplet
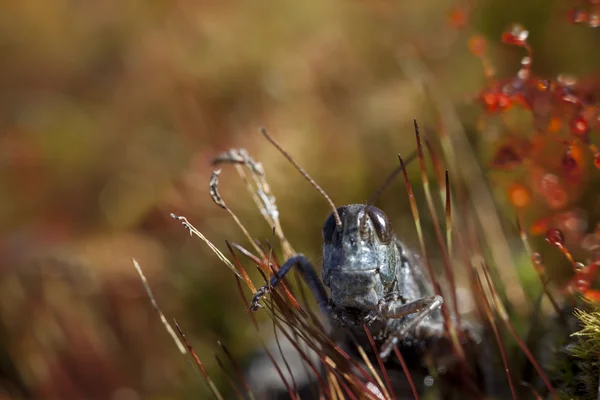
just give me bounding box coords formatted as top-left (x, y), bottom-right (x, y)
top-left (517, 68), bottom-right (530, 81)
top-left (424, 376), bottom-right (435, 387)
top-left (570, 115), bottom-right (589, 136)
top-left (545, 228), bottom-right (565, 248)
top-left (502, 24), bottom-right (529, 45)
top-left (532, 252), bottom-right (543, 265)
top-left (589, 14), bottom-right (600, 28)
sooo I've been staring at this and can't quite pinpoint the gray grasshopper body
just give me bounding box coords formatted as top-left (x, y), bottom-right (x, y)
top-left (321, 205), bottom-right (444, 355)
top-left (250, 204), bottom-right (486, 397)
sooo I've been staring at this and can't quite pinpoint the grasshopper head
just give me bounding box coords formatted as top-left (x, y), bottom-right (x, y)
top-left (322, 204), bottom-right (399, 310)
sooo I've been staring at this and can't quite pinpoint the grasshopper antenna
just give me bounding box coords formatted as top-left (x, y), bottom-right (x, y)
top-left (260, 128), bottom-right (342, 229)
top-left (360, 132), bottom-right (419, 236)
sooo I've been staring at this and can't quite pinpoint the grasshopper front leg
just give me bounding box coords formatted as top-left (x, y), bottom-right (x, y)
top-left (250, 255), bottom-right (329, 315)
top-left (370, 295), bottom-right (443, 359)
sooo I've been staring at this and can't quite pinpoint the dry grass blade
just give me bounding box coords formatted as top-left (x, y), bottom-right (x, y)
top-left (479, 262), bottom-right (558, 399)
top-left (397, 154), bottom-right (439, 297)
top-left (354, 342), bottom-right (390, 400)
top-left (225, 240), bottom-right (257, 293)
top-left (230, 241), bottom-right (300, 310)
top-left (397, 48), bottom-right (530, 315)
top-left (331, 372), bottom-right (358, 400)
top-left (232, 275), bottom-right (298, 400)
top-left (321, 355), bottom-right (382, 400)
top-left (445, 171), bottom-right (453, 283)
top-left (255, 252), bottom-right (306, 315)
top-left (473, 270), bottom-right (518, 400)
top-left (212, 147), bottom-right (315, 311)
top-left (414, 120), bottom-right (460, 326)
top-left (263, 234), bottom-right (305, 400)
top-left (132, 258), bottom-right (187, 354)
top-left (262, 286), bottom-right (385, 400)
top-left (174, 320), bottom-right (225, 400)
top-left (215, 355), bottom-right (245, 400)
top-left (170, 213), bottom-right (243, 281)
top-left (218, 341), bottom-right (257, 400)
top-left (266, 307), bottom-right (332, 398)
top-left (397, 153), bottom-right (465, 361)
top-left (209, 169), bottom-right (266, 259)
top-left (322, 333), bottom-right (381, 388)
top-left (212, 148), bottom-right (295, 259)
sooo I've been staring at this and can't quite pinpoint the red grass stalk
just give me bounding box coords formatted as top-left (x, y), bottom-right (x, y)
top-left (392, 346), bottom-right (420, 400)
top-left (267, 293), bottom-right (384, 400)
top-left (174, 320), bottom-right (225, 400)
top-left (473, 273), bottom-right (518, 400)
top-left (215, 355), bottom-right (245, 400)
top-left (414, 121), bottom-right (461, 328)
top-left (321, 335), bottom-right (382, 389)
top-left (515, 217), bottom-right (563, 319)
top-left (270, 322), bottom-right (332, 397)
top-left (397, 154), bottom-right (441, 298)
top-left (230, 242), bottom-right (303, 313)
top-left (397, 154), bottom-right (465, 362)
top-left (480, 264), bottom-right (558, 399)
top-left (262, 233), bottom-right (304, 399)
top-left (226, 240), bottom-right (257, 292)
top-left (363, 325), bottom-right (396, 400)
top-left (232, 275), bottom-right (298, 399)
top-left (265, 267), bottom-right (304, 400)
top-left (218, 341), bottom-right (256, 400)
top-left (259, 236), bottom-right (323, 327)
top-left (445, 171), bottom-right (453, 290)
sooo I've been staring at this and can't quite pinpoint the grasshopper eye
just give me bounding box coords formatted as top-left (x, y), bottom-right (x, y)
top-left (368, 207), bottom-right (393, 244)
top-left (323, 206), bottom-right (347, 243)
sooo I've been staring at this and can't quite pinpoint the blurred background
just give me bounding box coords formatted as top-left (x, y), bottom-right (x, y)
top-left (1, 0), bottom-right (599, 398)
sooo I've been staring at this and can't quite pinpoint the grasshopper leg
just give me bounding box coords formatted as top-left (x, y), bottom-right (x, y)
top-left (249, 255), bottom-right (329, 314)
top-left (376, 295), bottom-right (443, 359)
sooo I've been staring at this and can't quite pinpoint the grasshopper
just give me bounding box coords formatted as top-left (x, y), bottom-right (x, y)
top-left (248, 128), bottom-right (485, 397)
top-left (250, 203), bottom-right (444, 360)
